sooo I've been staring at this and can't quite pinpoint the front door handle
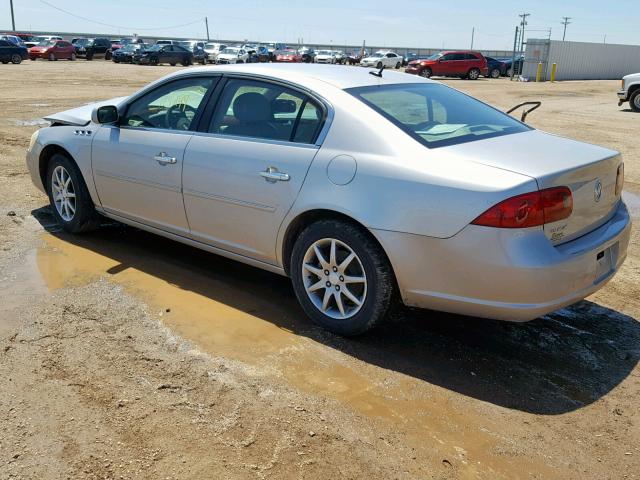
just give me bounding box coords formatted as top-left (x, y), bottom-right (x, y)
top-left (154, 152), bottom-right (177, 165)
top-left (260, 167), bottom-right (290, 183)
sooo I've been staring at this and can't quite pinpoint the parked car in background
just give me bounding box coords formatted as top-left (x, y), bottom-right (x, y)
top-left (8, 33), bottom-right (39, 47)
top-left (275, 49), bottom-right (302, 62)
top-left (264, 42), bottom-right (286, 61)
top-left (484, 56), bottom-right (507, 78)
top-left (204, 43), bottom-right (226, 63)
top-left (403, 52), bottom-right (419, 66)
top-left (255, 46), bottom-right (270, 63)
top-left (72, 38), bottom-right (91, 57)
top-left (315, 50), bottom-right (336, 64)
top-left (346, 49), bottom-right (367, 65)
top-left (0, 39), bottom-right (28, 64)
top-left (405, 51), bottom-right (488, 79)
top-left (0, 34), bottom-right (26, 47)
top-left (134, 44), bottom-right (193, 66)
top-left (28, 64), bottom-right (630, 336)
top-left (112, 43), bottom-right (147, 63)
top-left (33, 35), bottom-right (62, 44)
top-left (216, 46), bottom-right (248, 64)
top-left (85, 37), bottom-right (114, 60)
top-left (360, 51), bottom-right (403, 69)
top-left (29, 39), bottom-right (76, 61)
top-left (618, 72), bottom-right (640, 112)
top-left (499, 55), bottom-right (524, 76)
top-left (177, 41), bottom-right (208, 64)
top-left (298, 47), bottom-right (315, 63)
top-left (333, 51), bottom-right (346, 64)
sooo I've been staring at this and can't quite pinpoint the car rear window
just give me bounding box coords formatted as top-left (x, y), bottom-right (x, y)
top-left (347, 83), bottom-right (530, 148)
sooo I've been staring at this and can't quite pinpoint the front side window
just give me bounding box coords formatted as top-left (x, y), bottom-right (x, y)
top-left (209, 79), bottom-right (323, 144)
top-left (123, 77), bottom-right (214, 131)
top-left (347, 83), bottom-right (530, 148)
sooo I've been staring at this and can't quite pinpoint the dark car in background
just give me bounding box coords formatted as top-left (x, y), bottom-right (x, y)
top-left (10, 33), bottom-right (38, 48)
top-left (82, 37), bottom-right (113, 60)
top-left (176, 41), bottom-right (208, 64)
top-left (403, 52), bottom-right (419, 66)
top-left (0, 39), bottom-right (28, 64)
top-left (484, 56), bottom-right (507, 78)
top-left (498, 55), bottom-right (524, 76)
top-left (405, 50), bottom-right (488, 79)
top-left (298, 47), bottom-right (315, 63)
top-left (255, 46), bottom-right (270, 62)
top-left (264, 42), bottom-right (286, 61)
top-left (112, 43), bottom-right (147, 63)
top-left (133, 44), bottom-right (193, 66)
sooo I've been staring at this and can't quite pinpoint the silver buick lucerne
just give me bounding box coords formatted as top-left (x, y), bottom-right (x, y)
top-left (26, 64), bottom-right (631, 335)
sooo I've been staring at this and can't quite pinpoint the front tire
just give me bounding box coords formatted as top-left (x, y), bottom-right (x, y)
top-left (395, 62), bottom-right (401, 69)
top-left (291, 220), bottom-right (395, 336)
top-left (11, 54), bottom-right (22, 64)
top-left (70, 53), bottom-right (76, 61)
top-left (489, 68), bottom-right (500, 78)
top-left (420, 67), bottom-right (432, 78)
top-left (630, 89), bottom-right (640, 112)
top-left (48, 53), bottom-right (56, 61)
top-left (46, 154), bottom-right (100, 234)
top-left (376, 61), bottom-right (383, 69)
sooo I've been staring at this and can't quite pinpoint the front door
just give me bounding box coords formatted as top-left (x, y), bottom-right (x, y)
top-left (183, 77), bottom-right (326, 264)
top-left (92, 75), bottom-right (217, 234)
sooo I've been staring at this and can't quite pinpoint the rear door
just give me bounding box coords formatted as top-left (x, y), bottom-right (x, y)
top-left (0, 40), bottom-right (11, 62)
top-left (182, 77), bottom-right (326, 263)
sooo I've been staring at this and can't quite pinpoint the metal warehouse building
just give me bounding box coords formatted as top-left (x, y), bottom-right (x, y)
top-left (522, 39), bottom-right (640, 81)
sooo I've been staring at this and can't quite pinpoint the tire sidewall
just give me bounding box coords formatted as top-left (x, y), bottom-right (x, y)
top-left (291, 221), bottom-right (392, 336)
top-left (420, 67), bottom-right (432, 78)
top-left (11, 54), bottom-right (22, 64)
top-left (630, 90), bottom-right (640, 112)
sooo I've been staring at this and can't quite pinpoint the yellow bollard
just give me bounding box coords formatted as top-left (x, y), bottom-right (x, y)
top-left (536, 62), bottom-right (543, 82)
top-left (550, 63), bottom-right (557, 82)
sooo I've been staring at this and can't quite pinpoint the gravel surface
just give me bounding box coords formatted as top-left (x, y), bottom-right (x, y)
top-left (1, 61), bottom-right (639, 479)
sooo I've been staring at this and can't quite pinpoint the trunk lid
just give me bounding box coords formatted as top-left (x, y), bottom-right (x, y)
top-left (446, 130), bottom-right (622, 244)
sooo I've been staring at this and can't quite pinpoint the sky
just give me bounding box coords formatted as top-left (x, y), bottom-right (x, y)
top-left (4, 0), bottom-right (639, 50)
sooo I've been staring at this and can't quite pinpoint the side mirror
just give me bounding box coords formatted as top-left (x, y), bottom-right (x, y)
top-left (92, 105), bottom-right (119, 124)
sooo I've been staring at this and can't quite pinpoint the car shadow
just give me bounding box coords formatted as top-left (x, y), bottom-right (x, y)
top-left (31, 207), bottom-right (640, 415)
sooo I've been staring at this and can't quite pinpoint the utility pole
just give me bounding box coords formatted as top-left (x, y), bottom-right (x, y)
top-left (9, 0), bottom-right (16, 31)
top-left (603, 34), bottom-right (607, 44)
top-left (470, 27), bottom-right (475, 49)
top-left (518, 12), bottom-right (530, 53)
top-left (205, 17), bottom-right (210, 41)
top-left (510, 25), bottom-right (519, 81)
top-left (561, 16), bottom-right (571, 41)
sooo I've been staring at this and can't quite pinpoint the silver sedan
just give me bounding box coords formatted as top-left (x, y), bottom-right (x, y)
top-left (26, 64), bottom-right (631, 335)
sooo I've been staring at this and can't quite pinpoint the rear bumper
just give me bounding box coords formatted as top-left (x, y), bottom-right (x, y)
top-left (373, 200), bottom-right (631, 321)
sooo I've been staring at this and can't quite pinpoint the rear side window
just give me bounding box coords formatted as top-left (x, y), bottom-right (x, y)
top-left (208, 78), bottom-right (323, 144)
top-left (347, 83), bottom-right (530, 148)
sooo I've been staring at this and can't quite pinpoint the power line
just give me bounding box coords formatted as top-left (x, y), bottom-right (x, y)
top-left (518, 12), bottom-right (530, 53)
top-left (561, 16), bottom-right (572, 41)
top-left (37, 0), bottom-right (204, 32)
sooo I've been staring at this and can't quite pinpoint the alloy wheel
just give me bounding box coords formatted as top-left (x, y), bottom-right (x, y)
top-left (634, 94), bottom-right (640, 111)
top-left (51, 165), bottom-right (76, 221)
top-left (301, 238), bottom-right (367, 320)
top-left (11, 54), bottom-right (22, 64)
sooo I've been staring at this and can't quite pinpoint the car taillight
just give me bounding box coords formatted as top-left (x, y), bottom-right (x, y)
top-left (471, 187), bottom-right (573, 228)
top-left (615, 163), bottom-right (624, 196)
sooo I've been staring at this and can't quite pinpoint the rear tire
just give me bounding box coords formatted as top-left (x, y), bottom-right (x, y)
top-left (105, 51), bottom-right (112, 60)
top-left (149, 57), bottom-right (159, 66)
top-left (11, 54), bottom-right (22, 64)
top-left (489, 68), bottom-right (500, 78)
top-left (48, 53), bottom-right (56, 61)
top-left (630, 89), bottom-right (640, 112)
top-left (376, 61), bottom-right (383, 69)
top-left (69, 53), bottom-right (76, 61)
top-left (395, 62), bottom-right (401, 69)
top-left (290, 220), bottom-right (395, 336)
top-left (467, 68), bottom-right (480, 80)
top-left (46, 153), bottom-right (101, 234)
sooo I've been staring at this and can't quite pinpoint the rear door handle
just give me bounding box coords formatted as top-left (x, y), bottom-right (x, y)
top-left (260, 167), bottom-right (290, 183)
top-left (154, 152), bottom-right (177, 165)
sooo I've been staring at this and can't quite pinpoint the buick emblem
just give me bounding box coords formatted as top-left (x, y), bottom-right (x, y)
top-left (594, 179), bottom-right (603, 202)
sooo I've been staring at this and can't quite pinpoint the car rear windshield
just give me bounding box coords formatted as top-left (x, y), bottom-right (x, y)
top-left (347, 83), bottom-right (530, 148)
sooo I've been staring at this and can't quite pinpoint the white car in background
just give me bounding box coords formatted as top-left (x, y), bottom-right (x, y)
top-left (204, 42), bottom-right (227, 63)
top-left (360, 51), bottom-right (403, 69)
top-left (216, 47), bottom-right (248, 64)
top-left (618, 72), bottom-right (640, 112)
top-left (315, 50), bottom-right (336, 64)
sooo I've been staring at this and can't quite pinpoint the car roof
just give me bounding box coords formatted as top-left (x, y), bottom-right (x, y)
top-left (172, 63), bottom-right (433, 90)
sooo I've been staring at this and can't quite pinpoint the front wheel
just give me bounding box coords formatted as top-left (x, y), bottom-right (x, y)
top-left (395, 62), bottom-right (401, 69)
top-left (70, 53), bottom-right (76, 61)
top-left (46, 154), bottom-right (101, 233)
top-left (419, 67), bottom-right (432, 78)
top-left (630, 89), bottom-right (640, 112)
top-left (489, 68), bottom-right (500, 78)
top-left (105, 51), bottom-right (112, 60)
top-left (11, 54), bottom-right (22, 64)
top-left (291, 220), bottom-right (395, 336)
top-left (467, 68), bottom-right (480, 80)
top-left (376, 61), bottom-right (383, 69)
top-left (48, 53), bottom-right (56, 61)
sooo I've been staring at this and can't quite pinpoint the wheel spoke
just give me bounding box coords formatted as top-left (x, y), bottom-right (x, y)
top-left (66, 192), bottom-right (75, 198)
top-left (338, 252), bottom-right (356, 271)
top-left (67, 201), bottom-right (76, 214)
top-left (306, 279), bottom-right (325, 293)
top-left (341, 286), bottom-right (362, 306)
top-left (334, 291), bottom-right (346, 316)
top-left (342, 275), bottom-right (365, 284)
top-left (321, 288), bottom-right (332, 311)
top-left (329, 239), bottom-right (337, 266)
top-left (313, 244), bottom-right (329, 269)
top-left (303, 263), bottom-right (324, 278)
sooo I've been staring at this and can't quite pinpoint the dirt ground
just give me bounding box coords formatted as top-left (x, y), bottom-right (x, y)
top-left (1, 61), bottom-right (639, 480)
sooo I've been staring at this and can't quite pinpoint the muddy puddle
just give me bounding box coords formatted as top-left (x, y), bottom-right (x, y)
top-left (27, 227), bottom-right (555, 477)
